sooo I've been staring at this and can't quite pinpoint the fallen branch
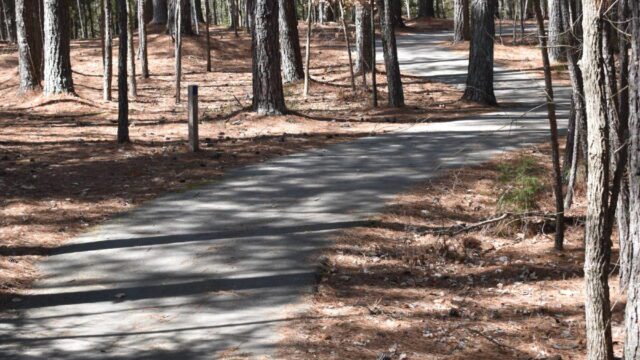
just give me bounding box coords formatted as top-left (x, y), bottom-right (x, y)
top-left (418, 211), bottom-right (558, 236)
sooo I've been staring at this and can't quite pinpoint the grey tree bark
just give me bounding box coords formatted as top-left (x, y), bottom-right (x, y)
top-left (127, 0), bottom-right (137, 97)
top-left (378, 0), bottom-right (404, 107)
top-left (139, 0), bottom-right (149, 78)
top-left (151, 0), bottom-right (168, 24)
top-left (168, 0), bottom-right (193, 35)
top-left (252, 0), bottom-right (286, 114)
top-left (16, 0), bottom-right (44, 92)
top-left (278, 0), bottom-right (304, 83)
top-left (43, 0), bottom-right (74, 95)
top-left (624, 0), bottom-right (640, 357)
top-left (103, 0), bottom-right (112, 101)
top-left (1, 0), bottom-right (16, 43)
top-left (354, 3), bottom-right (372, 73)
top-left (462, 0), bottom-right (496, 105)
top-left (453, 0), bottom-right (469, 42)
top-left (581, 1), bottom-right (615, 359)
top-left (117, 0), bottom-right (129, 143)
top-left (547, 0), bottom-right (565, 62)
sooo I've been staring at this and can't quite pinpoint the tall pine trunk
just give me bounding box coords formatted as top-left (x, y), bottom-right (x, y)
top-left (103, 0), bottom-right (113, 101)
top-left (127, 0), bottom-right (137, 97)
top-left (151, 0), bottom-right (168, 24)
top-left (547, 0), bottom-right (565, 62)
top-left (354, 3), bottom-right (372, 73)
top-left (252, 0), bottom-right (286, 114)
top-left (279, 0), bottom-right (304, 83)
top-left (378, 0), bottom-right (404, 107)
top-left (139, 0), bottom-right (149, 78)
top-left (16, 0), bottom-right (44, 92)
top-left (462, 0), bottom-right (496, 105)
top-left (581, 1), bottom-right (614, 359)
top-left (43, 0), bottom-right (74, 95)
top-left (453, 0), bottom-right (469, 42)
top-left (168, 0), bottom-right (193, 35)
top-left (418, 0), bottom-right (434, 17)
top-left (117, 0), bottom-right (129, 143)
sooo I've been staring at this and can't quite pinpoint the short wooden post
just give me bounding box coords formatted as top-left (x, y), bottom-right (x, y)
top-left (188, 85), bottom-right (199, 152)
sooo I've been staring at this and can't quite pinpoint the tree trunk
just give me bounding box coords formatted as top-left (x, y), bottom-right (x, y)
top-left (252, 0), bottom-right (286, 114)
top-left (139, 0), bottom-right (149, 78)
top-left (279, 0), bottom-right (304, 82)
top-left (127, 0), bottom-right (137, 97)
top-left (624, 0), bottom-right (640, 357)
top-left (418, 0), bottom-right (434, 17)
top-left (175, 0), bottom-right (182, 103)
top-left (303, 0), bottom-right (312, 96)
top-left (103, 0), bottom-right (112, 101)
top-left (453, 0), bottom-right (469, 42)
top-left (338, 0), bottom-right (355, 91)
top-left (370, 0), bottom-right (377, 106)
top-left (581, 1), bottom-right (614, 359)
top-left (462, 0), bottom-right (496, 105)
top-left (532, 0), bottom-right (564, 250)
top-left (547, 0), bottom-right (565, 62)
top-left (377, 0), bottom-right (404, 107)
top-left (168, 0), bottom-right (193, 35)
top-left (117, 0), bottom-right (129, 143)
top-left (1, 0), bottom-right (16, 43)
top-left (151, 0), bottom-right (168, 23)
top-left (205, 0), bottom-right (212, 71)
top-left (16, 0), bottom-right (44, 92)
top-left (391, 0), bottom-right (405, 27)
top-left (43, 0), bottom-right (74, 95)
top-left (355, 3), bottom-right (372, 73)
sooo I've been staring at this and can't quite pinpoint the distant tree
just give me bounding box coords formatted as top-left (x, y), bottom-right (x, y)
top-left (378, 0), bottom-right (404, 107)
top-left (354, 3), bottom-right (372, 74)
top-left (1, 0), bottom-right (16, 43)
top-left (151, 0), bottom-right (168, 24)
top-left (117, 0), bottom-right (129, 143)
top-left (252, 0), bottom-right (286, 114)
top-left (15, 0), bottom-right (44, 92)
top-left (43, 0), bottom-right (74, 95)
top-left (168, 0), bottom-right (193, 35)
top-left (418, 0), bottom-right (434, 17)
top-left (279, 0), bottom-right (304, 83)
top-left (462, 0), bottom-right (496, 105)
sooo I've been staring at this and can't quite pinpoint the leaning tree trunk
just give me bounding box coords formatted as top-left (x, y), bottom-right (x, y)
top-left (453, 0), bottom-right (469, 42)
top-left (378, 0), bottom-right (404, 107)
top-left (354, 3), bottom-right (372, 73)
top-left (103, 0), bottom-right (112, 101)
top-left (151, 0), bottom-right (168, 24)
top-left (117, 0), bottom-right (129, 143)
top-left (252, 0), bottom-right (286, 114)
top-left (581, 1), bottom-right (615, 359)
top-left (624, 0), bottom-right (640, 357)
top-left (279, 0), bottom-right (304, 83)
top-left (16, 0), bottom-right (44, 92)
top-left (168, 0), bottom-right (193, 35)
top-left (462, 0), bottom-right (496, 105)
top-left (43, 0), bottom-right (74, 95)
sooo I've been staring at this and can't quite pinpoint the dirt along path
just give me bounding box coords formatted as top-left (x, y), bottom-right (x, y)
top-left (0, 29), bottom-right (570, 359)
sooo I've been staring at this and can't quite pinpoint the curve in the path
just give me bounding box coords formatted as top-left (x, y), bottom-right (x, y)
top-left (0, 31), bottom-right (569, 359)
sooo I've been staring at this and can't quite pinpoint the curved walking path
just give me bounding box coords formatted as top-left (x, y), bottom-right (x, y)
top-left (0, 30), bottom-right (570, 359)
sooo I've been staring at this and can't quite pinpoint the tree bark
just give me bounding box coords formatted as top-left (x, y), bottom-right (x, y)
top-left (581, 1), bottom-right (614, 359)
top-left (43, 0), bottom-right (74, 95)
top-left (252, 0), bottom-right (286, 114)
top-left (16, 0), bottom-right (44, 92)
top-left (547, 0), bottom-right (565, 62)
top-left (175, 0), bottom-right (182, 103)
top-left (1, 0), bottom-right (16, 43)
top-left (205, 0), bottom-right (212, 71)
top-left (338, 0), bottom-right (355, 91)
top-left (462, 0), bottom-right (496, 105)
top-left (139, 0), bottom-right (149, 78)
top-left (127, 0), bottom-right (137, 97)
top-left (355, 3), bottom-right (372, 73)
top-left (168, 0), bottom-right (193, 35)
top-left (103, 0), bottom-right (112, 101)
top-left (378, 0), bottom-right (404, 107)
top-left (624, 0), bottom-right (640, 357)
top-left (453, 0), bottom-right (469, 42)
top-left (532, 0), bottom-right (564, 250)
top-left (151, 0), bottom-right (168, 24)
top-left (418, 0), bottom-right (434, 17)
top-left (391, 0), bottom-right (405, 27)
top-left (117, 0), bottom-right (129, 143)
top-left (278, 0), bottom-right (304, 83)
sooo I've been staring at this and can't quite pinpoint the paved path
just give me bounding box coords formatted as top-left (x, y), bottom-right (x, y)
top-left (0, 31), bottom-right (569, 359)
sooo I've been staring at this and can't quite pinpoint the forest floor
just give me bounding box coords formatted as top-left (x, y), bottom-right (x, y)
top-left (0, 23), bottom-right (490, 301)
top-left (282, 142), bottom-right (625, 360)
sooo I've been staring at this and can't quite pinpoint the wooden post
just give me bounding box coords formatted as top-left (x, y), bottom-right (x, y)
top-left (188, 85), bottom-right (199, 152)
